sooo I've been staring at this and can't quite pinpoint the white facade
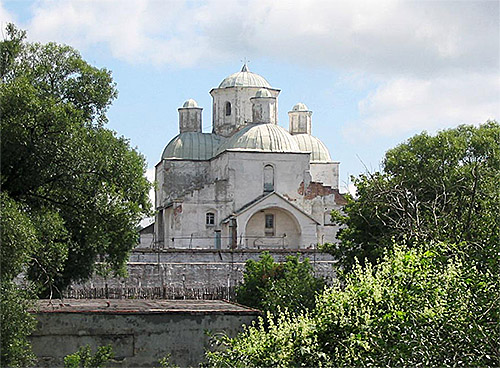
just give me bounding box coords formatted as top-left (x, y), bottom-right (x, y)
top-left (154, 65), bottom-right (344, 250)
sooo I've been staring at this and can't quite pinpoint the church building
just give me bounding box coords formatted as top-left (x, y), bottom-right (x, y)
top-left (154, 64), bottom-right (345, 250)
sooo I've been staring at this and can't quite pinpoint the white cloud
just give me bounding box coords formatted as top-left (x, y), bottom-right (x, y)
top-left (344, 72), bottom-right (500, 139)
top-left (6, 0), bottom-right (499, 140)
top-left (18, 0), bottom-right (498, 76)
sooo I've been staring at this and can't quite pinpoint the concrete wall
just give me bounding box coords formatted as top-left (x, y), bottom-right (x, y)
top-left (31, 302), bottom-right (258, 367)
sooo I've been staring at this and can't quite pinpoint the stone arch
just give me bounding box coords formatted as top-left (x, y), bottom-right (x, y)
top-left (243, 206), bottom-right (301, 249)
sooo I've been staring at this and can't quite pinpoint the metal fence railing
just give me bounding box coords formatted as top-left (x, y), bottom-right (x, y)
top-left (147, 234), bottom-right (297, 250)
top-left (65, 285), bottom-right (236, 301)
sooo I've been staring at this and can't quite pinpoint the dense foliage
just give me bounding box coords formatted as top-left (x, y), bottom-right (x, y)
top-left (207, 244), bottom-right (500, 367)
top-left (207, 124), bottom-right (500, 367)
top-left (0, 24), bottom-right (151, 366)
top-left (0, 282), bottom-right (37, 367)
top-left (0, 23), bottom-right (152, 293)
top-left (325, 122), bottom-right (500, 270)
top-left (63, 345), bottom-right (113, 368)
top-left (235, 252), bottom-right (325, 315)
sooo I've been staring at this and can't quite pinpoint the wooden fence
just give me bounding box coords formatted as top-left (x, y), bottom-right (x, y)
top-left (65, 285), bottom-right (236, 301)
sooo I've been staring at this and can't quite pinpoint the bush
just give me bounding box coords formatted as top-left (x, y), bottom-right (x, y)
top-left (207, 243), bottom-right (500, 367)
top-left (235, 252), bottom-right (325, 315)
top-left (63, 345), bottom-right (113, 368)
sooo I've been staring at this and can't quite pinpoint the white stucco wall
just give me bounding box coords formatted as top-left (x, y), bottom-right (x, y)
top-left (245, 207), bottom-right (301, 248)
top-left (210, 87), bottom-right (280, 137)
top-left (310, 162), bottom-right (340, 189)
top-left (223, 151), bottom-right (310, 211)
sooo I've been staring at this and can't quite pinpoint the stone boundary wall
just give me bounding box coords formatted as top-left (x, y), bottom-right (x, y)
top-left (71, 249), bottom-right (337, 292)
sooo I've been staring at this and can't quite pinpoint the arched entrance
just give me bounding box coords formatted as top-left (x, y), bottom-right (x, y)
top-left (244, 207), bottom-right (301, 249)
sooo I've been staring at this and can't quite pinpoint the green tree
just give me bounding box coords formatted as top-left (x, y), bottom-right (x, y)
top-left (235, 252), bottom-right (325, 315)
top-left (0, 24), bottom-right (152, 294)
top-left (0, 24), bottom-right (151, 366)
top-left (0, 193), bottom-right (39, 367)
top-left (207, 243), bottom-right (500, 367)
top-left (0, 282), bottom-right (37, 367)
top-left (325, 122), bottom-right (500, 270)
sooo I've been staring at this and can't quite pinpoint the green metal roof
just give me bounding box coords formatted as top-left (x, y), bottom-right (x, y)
top-left (293, 134), bottom-right (332, 162)
top-left (162, 132), bottom-right (224, 161)
top-left (216, 123), bottom-right (300, 155)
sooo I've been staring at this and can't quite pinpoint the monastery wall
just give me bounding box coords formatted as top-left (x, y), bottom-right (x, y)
top-left (72, 249), bottom-right (337, 291)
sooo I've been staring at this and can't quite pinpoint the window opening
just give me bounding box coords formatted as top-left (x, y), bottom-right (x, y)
top-left (265, 214), bottom-right (275, 236)
top-left (263, 165), bottom-right (274, 192)
top-left (206, 212), bottom-right (215, 226)
top-left (225, 101), bottom-right (231, 116)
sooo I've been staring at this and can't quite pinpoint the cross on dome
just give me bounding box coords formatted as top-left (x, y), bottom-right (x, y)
top-left (240, 58), bottom-right (250, 72)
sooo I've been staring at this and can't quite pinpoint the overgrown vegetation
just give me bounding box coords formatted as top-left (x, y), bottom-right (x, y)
top-left (0, 24), bottom-right (151, 366)
top-left (63, 345), bottom-right (114, 368)
top-left (324, 121), bottom-right (500, 270)
top-left (206, 122), bottom-right (500, 367)
top-left (235, 252), bottom-right (325, 315)
top-left (208, 243), bottom-right (500, 367)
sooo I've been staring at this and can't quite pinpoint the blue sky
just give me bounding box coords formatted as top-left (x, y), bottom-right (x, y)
top-left (2, 0), bottom-right (499, 195)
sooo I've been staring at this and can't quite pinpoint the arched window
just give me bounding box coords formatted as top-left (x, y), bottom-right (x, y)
top-left (265, 214), bottom-right (275, 236)
top-left (206, 212), bottom-right (215, 226)
top-left (225, 101), bottom-right (231, 116)
top-left (263, 165), bottom-right (274, 192)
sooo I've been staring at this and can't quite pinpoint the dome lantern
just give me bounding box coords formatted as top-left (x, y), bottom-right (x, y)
top-left (250, 89), bottom-right (277, 125)
top-left (178, 99), bottom-right (203, 133)
top-left (210, 65), bottom-right (280, 137)
top-left (288, 102), bottom-right (312, 135)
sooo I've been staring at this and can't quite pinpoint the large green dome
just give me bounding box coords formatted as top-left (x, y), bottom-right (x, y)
top-left (293, 134), bottom-right (332, 162)
top-left (162, 132), bottom-right (224, 161)
top-left (216, 124), bottom-right (300, 156)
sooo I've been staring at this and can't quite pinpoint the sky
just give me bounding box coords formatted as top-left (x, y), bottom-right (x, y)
top-left (1, 0), bottom-right (499, 199)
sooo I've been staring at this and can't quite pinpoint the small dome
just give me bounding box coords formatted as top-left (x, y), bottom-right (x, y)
top-left (162, 132), bottom-right (224, 161)
top-left (254, 88), bottom-right (272, 98)
top-left (219, 65), bottom-right (272, 89)
top-left (216, 124), bottom-right (300, 156)
top-left (294, 134), bottom-right (332, 162)
top-left (292, 103), bottom-right (309, 111)
top-left (182, 99), bottom-right (198, 108)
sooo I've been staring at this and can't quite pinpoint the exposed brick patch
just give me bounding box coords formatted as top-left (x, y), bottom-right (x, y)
top-left (174, 204), bottom-right (183, 216)
top-left (334, 191), bottom-right (348, 205)
top-left (298, 181), bottom-right (348, 205)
